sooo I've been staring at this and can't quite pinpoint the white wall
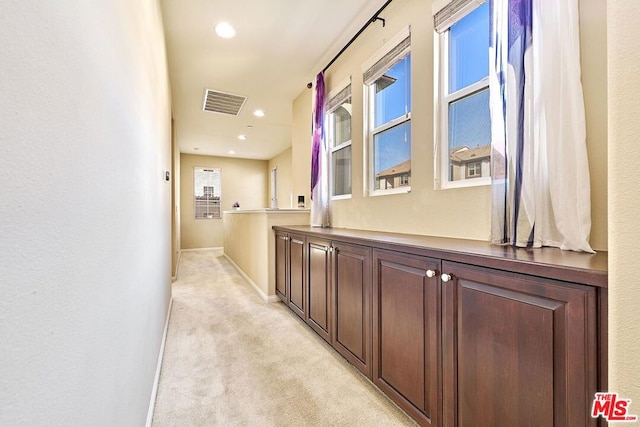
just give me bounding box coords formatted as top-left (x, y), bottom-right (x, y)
top-left (0, 1), bottom-right (172, 426)
top-left (608, 0), bottom-right (640, 408)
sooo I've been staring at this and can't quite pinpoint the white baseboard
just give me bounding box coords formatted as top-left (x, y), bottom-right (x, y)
top-left (223, 254), bottom-right (279, 303)
top-left (145, 296), bottom-right (173, 427)
top-left (179, 247), bottom-right (223, 252)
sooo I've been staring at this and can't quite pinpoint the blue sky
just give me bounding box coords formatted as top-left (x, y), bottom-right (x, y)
top-left (373, 3), bottom-right (490, 173)
top-left (448, 2), bottom-right (491, 150)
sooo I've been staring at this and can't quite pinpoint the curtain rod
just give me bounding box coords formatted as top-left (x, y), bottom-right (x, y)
top-left (307, 0), bottom-right (394, 88)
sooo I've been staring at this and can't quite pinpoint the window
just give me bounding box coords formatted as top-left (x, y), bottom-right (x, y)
top-left (194, 167), bottom-right (221, 219)
top-left (326, 83), bottom-right (352, 198)
top-left (466, 161), bottom-right (481, 178)
top-left (363, 29), bottom-right (411, 195)
top-left (435, 1), bottom-right (491, 189)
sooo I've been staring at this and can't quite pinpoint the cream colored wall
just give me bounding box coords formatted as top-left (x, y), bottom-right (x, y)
top-left (223, 212), bottom-right (269, 296)
top-left (292, 89), bottom-right (313, 209)
top-left (580, 0), bottom-right (608, 250)
top-left (223, 210), bottom-right (310, 300)
top-left (268, 147), bottom-right (294, 208)
top-left (180, 153), bottom-right (269, 249)
top-left (291, 0), bottom-right (608, 250)
top-left (608, 0), bottom-right (640, 407)
top-left (0, 1), bottom-right (172, 425)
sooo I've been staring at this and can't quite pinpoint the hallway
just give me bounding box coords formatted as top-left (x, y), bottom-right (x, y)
top-left (152, 250), bottom-right (415, 426)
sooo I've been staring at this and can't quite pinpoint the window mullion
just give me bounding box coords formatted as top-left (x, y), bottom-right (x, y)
top-left (445, 77), bottom-right (489, 103)
top-left (372, 113), bottom-right (411, 136)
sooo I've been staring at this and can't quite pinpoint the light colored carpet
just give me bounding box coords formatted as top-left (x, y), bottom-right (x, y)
top-left (152, 249), bottom-right (416, 426)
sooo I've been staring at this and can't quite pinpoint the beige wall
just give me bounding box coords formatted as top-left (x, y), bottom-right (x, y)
top-left (268, 147), bottom-right (294, 208)
top-left (180, 153), bottom-right (269, 249)
top-left (0, 0), bottom-right (172, 424)
top-left (291, 0), bottom-right (608, 250)
top-left (292, 89), bottom-right (313, 210)
top-left (171, 119), bottom-right (181, 278)
top-left (223, 210), bottom-right (310, 300)
top-left (608, 0), bottom-right (640, 408)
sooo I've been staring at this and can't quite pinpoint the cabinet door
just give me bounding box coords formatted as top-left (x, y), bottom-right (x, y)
top-left (373, 250), bottom-right (440, 426)
top-left (441, 261), bottom-right (597, 427)
top-left (306, 237), bottom-right (332, 343)
top-left (332, 242), bottom-right (372, 378)
top-left (287, 234), bottom-right (305, 319)
top-left (274, 232), bottom-right (288, 303)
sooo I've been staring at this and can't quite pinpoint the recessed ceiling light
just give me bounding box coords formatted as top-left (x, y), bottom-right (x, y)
top-left (253, 109), bottom-right (265, 117)
top-left (215, 22), bottom-right (236, 39)
top-left (238, 135), bottom-right (247, 140)
top-left (229, 150), bottom-right (235, 155)
top-left (194, 147), bottom-right (199, 151)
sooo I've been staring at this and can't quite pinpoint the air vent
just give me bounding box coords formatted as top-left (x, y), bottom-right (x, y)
top-left (202, 89), bottom-right (247, 115)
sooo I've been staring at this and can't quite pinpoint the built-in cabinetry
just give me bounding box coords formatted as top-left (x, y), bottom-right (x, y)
top-left (307, 237), bottom-right (332, 343)
top-left (273, 226), bottom-right (607, 427)
top-left (373, 249), bottom-right (440, 426)
top-left (332, 241), bottom-right (372, 377)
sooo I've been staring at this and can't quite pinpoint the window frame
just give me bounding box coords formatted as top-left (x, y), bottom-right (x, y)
top-left (466, 160), bottom-right (482, 178)
top-left (193, 167), bottom-right (222, 219)
top-left (434, 1), bottom-right (491, 190)
top-left (363, 27), bottom-right (412, 197)
top-left (326, 80), bottom-right (353, 200)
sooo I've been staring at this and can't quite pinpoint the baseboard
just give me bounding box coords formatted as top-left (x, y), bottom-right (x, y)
top-left (223, 254), bottom-right (279, 303)
top-left (145, 296), bottom-right (173, 427)
top-left (179, 247), bottom-right (223, 252)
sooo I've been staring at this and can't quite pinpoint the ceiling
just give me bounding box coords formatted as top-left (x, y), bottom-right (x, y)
top-left (161, 0), bottom-right (389, 160)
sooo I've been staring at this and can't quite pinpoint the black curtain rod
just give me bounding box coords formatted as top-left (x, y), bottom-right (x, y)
top-left (307, 0), bottom-right (394, 88)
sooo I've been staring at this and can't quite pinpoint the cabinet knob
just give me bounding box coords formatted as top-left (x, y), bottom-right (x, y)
top-left (441, 273), bottom-right (452, 282)
top-left (426, 270), bottom-right (436, 278)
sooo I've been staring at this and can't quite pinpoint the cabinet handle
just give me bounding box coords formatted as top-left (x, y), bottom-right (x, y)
top-left (441, 273), bottom-right (452, 282)
top-left (426, 270), bottom-right (436, 278)
top-left (328, 247), bottom-right (334, 253)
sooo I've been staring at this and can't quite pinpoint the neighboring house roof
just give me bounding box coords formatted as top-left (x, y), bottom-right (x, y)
top-left (450, 145), bottom-right (491, 163)
top-left (376, 159), bottom-right (411, 178)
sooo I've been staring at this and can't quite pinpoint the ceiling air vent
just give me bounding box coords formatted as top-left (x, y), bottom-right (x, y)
top-left (202, 89), bottom-right (247, 116)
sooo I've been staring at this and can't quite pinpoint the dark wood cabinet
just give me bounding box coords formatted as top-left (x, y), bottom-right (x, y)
top-left (287, 234), bottom-right (306, 319)
top-left (306, 237), bottom-right (332, 343)
top-left (272, 225), bottom-right (606, 427)
top-left (332, 241), bottom-right (372, 378)
top-left (274, 231), bottom-right (288, 303)
top-left (441, 261), bottom-right (598, 427)
top-left (373, 249), bottom-right (440, 426)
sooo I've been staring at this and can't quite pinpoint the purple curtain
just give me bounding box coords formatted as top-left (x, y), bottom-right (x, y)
top-left (310, 72), bottom-right (325, 199)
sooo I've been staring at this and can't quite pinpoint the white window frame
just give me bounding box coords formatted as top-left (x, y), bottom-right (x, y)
top-left (363, 27), bottom-right (412, 197)
top-left (434, 0), bottom-right (491, 190)
top-left (326, 78), bottom-right (352, 200)
top-left (193, 167), bottom-right (222, 219)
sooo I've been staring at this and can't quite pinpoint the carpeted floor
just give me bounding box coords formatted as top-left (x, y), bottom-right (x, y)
top-left (152, 249), bottom-right (416, 426)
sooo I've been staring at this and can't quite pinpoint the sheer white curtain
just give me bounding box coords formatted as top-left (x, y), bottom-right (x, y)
top-left (489, 0), bottom-right (593, 252)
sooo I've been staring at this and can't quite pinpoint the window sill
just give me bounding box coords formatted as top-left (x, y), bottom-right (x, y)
top-left (436, 176), bottom-right (491, 190)
top-left (369, 187), bottom-right (412, 197)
